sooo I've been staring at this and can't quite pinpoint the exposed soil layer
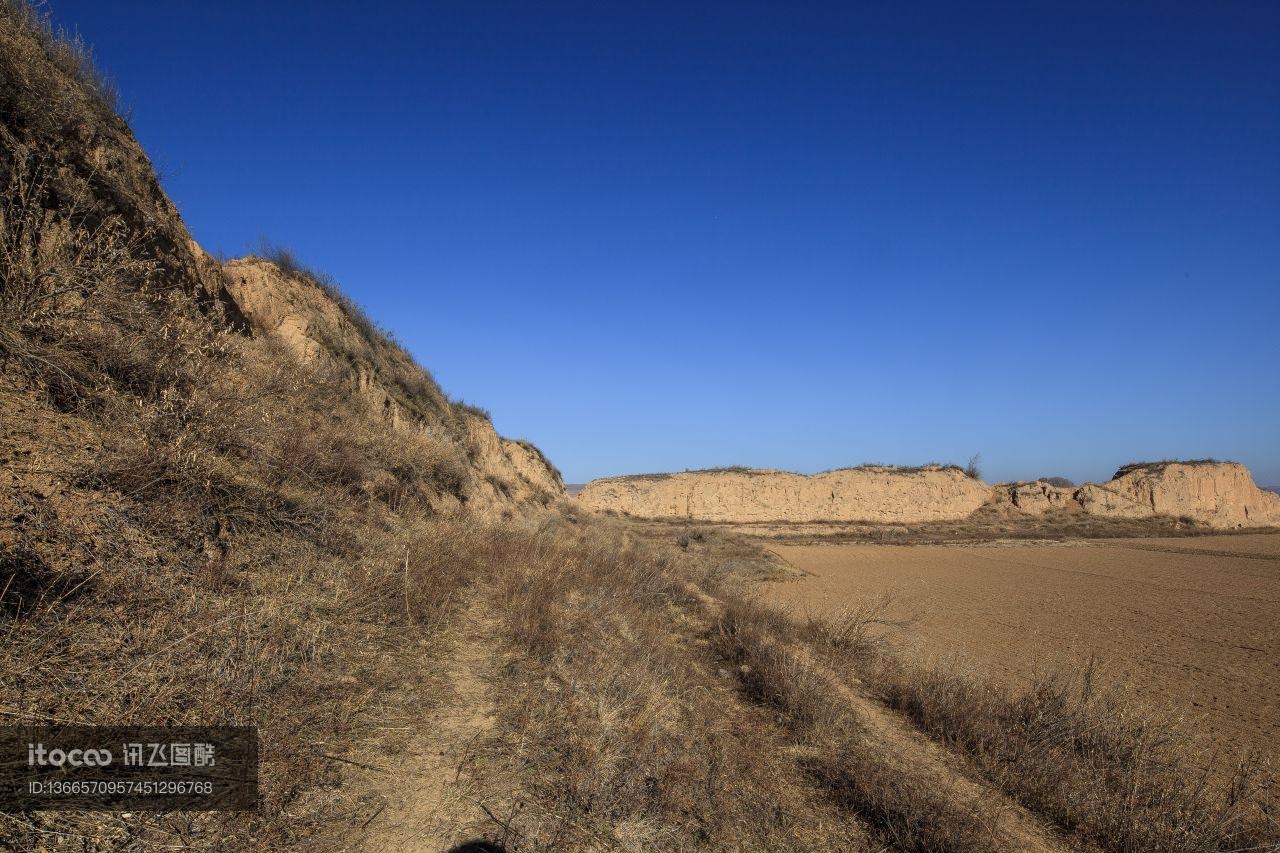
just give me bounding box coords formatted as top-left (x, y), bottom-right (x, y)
top-left (580, 462), bottom-right (1280, 529)
top-left (581, 465), bottom-right (990, 523)
top-left (764, 535), bottom-right (1280, 769)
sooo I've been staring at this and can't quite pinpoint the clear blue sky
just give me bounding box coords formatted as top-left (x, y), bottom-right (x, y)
top-left (50, 1), bottom-right (1279, 486)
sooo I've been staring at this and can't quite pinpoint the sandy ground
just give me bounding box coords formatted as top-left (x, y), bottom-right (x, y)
top-left (764, 534), bottom-right (1280, 768)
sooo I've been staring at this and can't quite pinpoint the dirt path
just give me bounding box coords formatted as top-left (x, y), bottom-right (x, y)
top-left (334, 573), bottom-right (1068, 851)
top-left (684, 585), bottom-right (1068, 853)
top-left (350, 586), bottom-right (502, 852)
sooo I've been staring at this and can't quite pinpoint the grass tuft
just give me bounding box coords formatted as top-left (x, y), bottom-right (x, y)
top-left (1113, 458), bottom-right (1227, 479)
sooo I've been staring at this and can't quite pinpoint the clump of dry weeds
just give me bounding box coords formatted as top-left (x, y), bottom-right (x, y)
top-left (712, 597), bottom-right (999, 852)
top-left (868, 654), bottom-right (1278, 851)
top-left (784, 595), bottom-right (1279, 851)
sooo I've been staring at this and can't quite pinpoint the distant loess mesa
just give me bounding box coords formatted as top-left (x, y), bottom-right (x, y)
top-left (579, 460), bottom-right (1280, 529)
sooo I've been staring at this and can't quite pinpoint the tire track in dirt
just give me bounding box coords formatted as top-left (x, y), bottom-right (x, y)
top-left (1104, 541), bottom-right (1280, 562)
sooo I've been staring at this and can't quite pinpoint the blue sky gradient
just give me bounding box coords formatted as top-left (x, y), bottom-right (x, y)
top-left (49, 1), bottom-right (1279, 485)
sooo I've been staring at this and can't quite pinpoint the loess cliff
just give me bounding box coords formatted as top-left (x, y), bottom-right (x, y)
top-left (1071, 461), bottom-right (1280, 529)
top-left (579, 465), bottom-right (990, 523)
top-left (582, 461), bottom-right (1280, 530)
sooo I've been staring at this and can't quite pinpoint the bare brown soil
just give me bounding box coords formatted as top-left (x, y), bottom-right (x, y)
top-left (764, 535), bottom-right (1280, 769)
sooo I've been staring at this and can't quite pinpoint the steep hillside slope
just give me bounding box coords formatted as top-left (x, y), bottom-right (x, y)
top-left (0, 2), bottom-right (563, 844)
top-left (0, 1), bottom-right (560, 516)
top-left (579, 465), bottom-right (989, 523)
top-left (219, 257), bottom-right (563, 508)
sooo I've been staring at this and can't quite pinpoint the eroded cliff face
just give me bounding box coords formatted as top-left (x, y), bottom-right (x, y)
top-left (461, 412), bottom-right (566, 503)
top-left (582, 462), bottom-right (1280, 529)
top-left (987, 463), bottom-right (1280, 529)
top-left (1074, 462), bottom-right (1280, 529)
top-left (578, 466), bottom-right (990, 523)
top-left (220, 258), bottom-right (565, 511)
top-left (990, 481), bottom-right (1079, 515)
top-left (499, 438), bottom-right (565, 496)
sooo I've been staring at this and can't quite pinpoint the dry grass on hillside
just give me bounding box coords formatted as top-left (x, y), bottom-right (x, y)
top-left (711, 599), bottom-right (997, 851)
top-left (456, 522), bottom-right (876, 850)
top-left (1, 126), bottom-right (498, 848)
top-left (0, 0), bottom-right (120, 120)
top-left (868, 657), bottom-right (1277, 851)
top-left (245, 240), bottom-right (461, 428)
top-left (784, 601), bottom-right (1280, 852)
top-left (1112, 458), bottom-right (1225, 477)
top-left (0, 348), bottom-right (482, 849)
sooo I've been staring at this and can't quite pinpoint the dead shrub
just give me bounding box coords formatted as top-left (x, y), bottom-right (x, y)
top-left (713, 602), bottom-right (837, 730)
top-left (804, 749), bottom-right (991, 853)
top-left (964, 453), bottom-right (982, 480)
top-left (0, 150), bottom-right (238, 417)
top-left (0, 151), bottom-right (153, 401)
top-left (799, 590), bottom-right (914, 660)
top-left (344, 522), bottom-right (490, 636)
top-left (0, 0), bottom-right (121, 116)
